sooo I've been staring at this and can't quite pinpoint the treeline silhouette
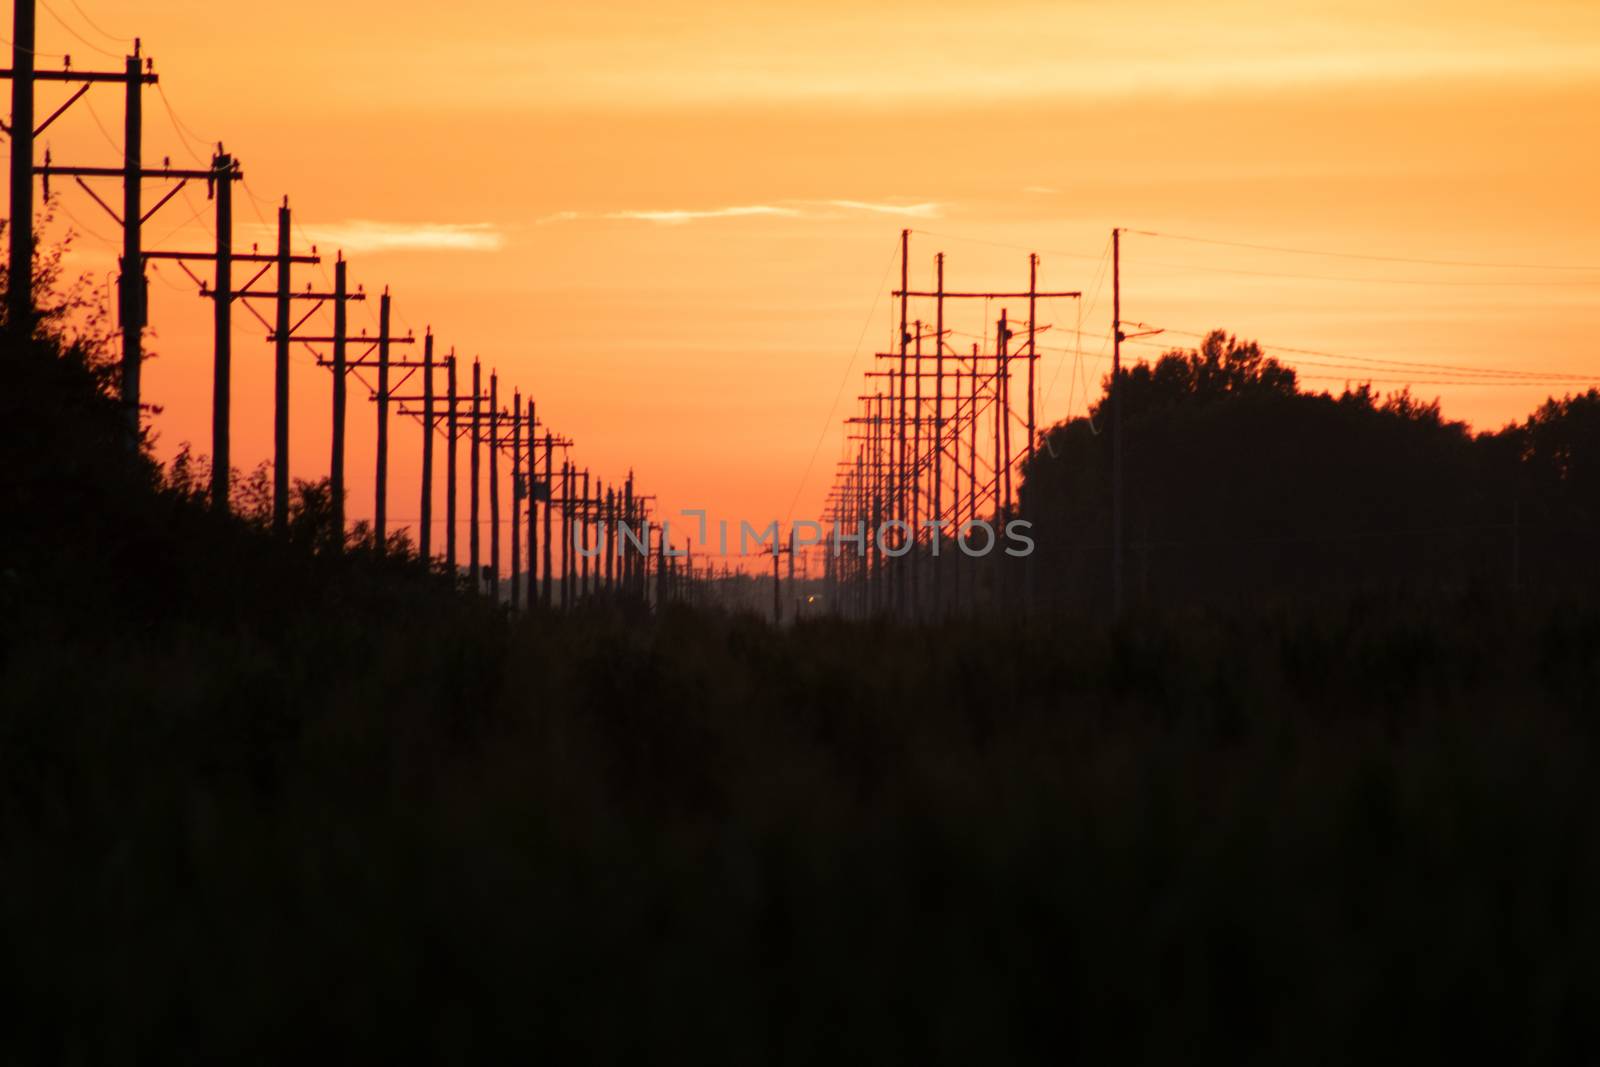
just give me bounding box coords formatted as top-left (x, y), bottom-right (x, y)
top-left (4, 260), bottom-right (1600, 1061)
top-left (1023, 331), bottom-right (1600, 610)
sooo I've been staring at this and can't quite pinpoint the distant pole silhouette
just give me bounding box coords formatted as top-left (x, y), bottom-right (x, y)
top-left (582, 467), bottom-right (595, 601)
top-left (933, 253), bottom-right (944, 615)
top-left (273, 200), bottom-right (291, 533)
top-left (119, 44), bottom-right (145, 445)
top-left (420, 330), bottom-right (434, 563)
top-left (534, 399), bottom-right (547, 614)
top-left (561, 461), bottom-right (573, 607)
top-left (605, 486), bottom-right (616, 591)
top-left (489, 372), bottom-right (501, 600)
top-left (1025, 253), bottom-right (1038, 616)
top-left (510, 386), bottom-right (521, 609)
top-left (470, 359), bottom-right (481, 592)
top-left (910, 322), bottom-right (922, 618)
top-left (446, 353), bottom-right (458, 575)
top-left (967, 346), bottom-right (978, 614)
top-left (1112, 226), bottom-right (1125, 620)
top-left (7, 0), bottom-right (35, 337)
top-left (375, 289), bottom-right (391, 548)
top-left (624, 473), bottom-right (635, 600)
top-left (542, 436), bottom-right (554, 607)
top-left (329, 254), bottom-right (347, 532)
top-left (211, 151), bottom-right (234, 512)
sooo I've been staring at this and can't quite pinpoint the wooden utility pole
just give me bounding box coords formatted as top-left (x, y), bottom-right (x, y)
top-left (210, 151), bottom-right (233, 510)
top-left (560, 461), bottom-right (573, 607)
top-left (772, 546), bottom-right (782, 624)
top-left (375, 289), bottom-right (391, 547)
top-left (1027, 254), bottom-right (1038, 466)
top-left (932, 253), bottom-right (944, 614)
top-left (470, 359), bottom-right (482, 592)
top-left (420, 330), bottom-right (435, 562)
top-left (604, 486), bottom-right (616, 591)
top-left (534, 398), bottom-right (547, 607)
top-left (1112, 227), bottom-right (1124, 619)
top-left (7, 0), bottom-right (35, 336)
top-left (272, 201), bottom-right (292, 530)
top-left (542, 436), bottom-right (554, 607)
top-left (446, 353), bottom-right (458, 573)
top-left (120, 45), bottom-right (144, 442)
top-left (578, 468), bottom-right (590, 598)
top-left (910, 322), bottom-right (921, 617)
top-left (489, 372), bottom-right (501, 600)
top-left (510, 386), bottom-right (521, 609)
top-left (330, 255), bottom-right (348, 531)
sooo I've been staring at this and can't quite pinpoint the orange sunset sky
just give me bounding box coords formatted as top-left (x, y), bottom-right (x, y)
top-left (23, 0), bottom-right (1600, 561)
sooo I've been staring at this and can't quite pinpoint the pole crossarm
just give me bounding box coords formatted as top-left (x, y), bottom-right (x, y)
top-left (0, 69), bottom-right (158, 84)
top-left (230, 289), bottom-right (353, 300)
top-left (146, 250), bottom-right (316, 264)
top-left (893, 289), bottom-right (1080, 299)
top-left (37, 164), bottom-right (215, 180)
top-left (301, 336), bottom-right (413, 346)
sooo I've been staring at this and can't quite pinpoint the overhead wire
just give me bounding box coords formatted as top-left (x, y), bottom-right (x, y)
top-left (39, 1), bottom-right (119, 59)
top-left (1128, 228), bottom-right (1600, 273)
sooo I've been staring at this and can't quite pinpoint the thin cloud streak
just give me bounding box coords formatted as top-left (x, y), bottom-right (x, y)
top-left (252, 220), bottom-right (506, 253)
top-left (538, 199), bottom-right (942, 226)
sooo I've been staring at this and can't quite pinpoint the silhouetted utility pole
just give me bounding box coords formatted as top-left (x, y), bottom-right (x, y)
top-left (604, 486), bottom-right (617, 591)
top-left (329, 255), bottom-right (351, 531)
top-left (120, 47), bottom-right (144, 442)
top-left (1112, 227), bottom-right (1124, 619)
top-left (933, 253), bottom-right (945, 614)
top-left (489, 372), bottom-right (501, 599)
top-left (375, 290), bottom-right (392, 545)
top-left (272, 201), bottom-right (291, 530)
top-left (582, 470), bottom-right (595, 601)
top-left (6, 0), bottom-right (36, 337)
top-left (210, 151), bottom-right (233, 508)
top-left (510, 387), bottom-right (522, 609)
top-left (420, 330), bottom-right (434, 561)
top-left (471, 360), bottom-right (483, 591)
top-left (541, 434), bottom-right (556, 606)
top-left (773, 543), bottom-right (782, 624)
top-left (560, 461), bottom-right (573, 606)
top-left (447, 354), bottom-right (458, 571)
top-left (534, 398), bottom-right (547, 604)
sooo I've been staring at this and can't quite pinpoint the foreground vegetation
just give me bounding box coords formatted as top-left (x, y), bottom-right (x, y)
top-left (3, 297), bottom-right (1599, 1061)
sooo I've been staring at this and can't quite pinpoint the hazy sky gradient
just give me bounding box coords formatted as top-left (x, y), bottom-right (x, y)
top-left (30, 0), bottom-right (1600, 558)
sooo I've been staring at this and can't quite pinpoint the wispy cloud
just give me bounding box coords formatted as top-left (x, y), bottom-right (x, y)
top-left (609, 205), bottom-right (802, 224)
top-left (810, 199), bottom-right (941, 218)
top-left (538, 199), bottom-right (942, 226)
top-left (1023, 186), bottom-right (1061, 195)
top-left (252, 220), bottom-right (505, 253)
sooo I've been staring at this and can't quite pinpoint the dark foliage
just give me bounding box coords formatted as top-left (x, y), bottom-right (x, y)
top-left (1023, 330), bottom-right (1600, 610)
top-left (3, 312), bottom-right (1599, 1062)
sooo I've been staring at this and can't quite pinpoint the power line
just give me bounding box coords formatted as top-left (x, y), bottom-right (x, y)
top-left (1151, 325), bottom-right (1597, 382)
top-left (154, 83), bottom-right (210, 166)
top-left (1129, 228), bottom-right (1600, 273)
top-left (1125, 257), bottom-right (1599, 288)
top-left (39, 1), bottom-right (119, 59)
top-left (67, 0), bottom-right (132, 43)
top-left (783, 232), bottom-right (900, 525)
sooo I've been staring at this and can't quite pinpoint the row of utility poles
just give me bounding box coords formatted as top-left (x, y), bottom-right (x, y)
top-left (823, 228), bottom-right (1137, 620)
top-left (2, 0), bottom-right (685, 608)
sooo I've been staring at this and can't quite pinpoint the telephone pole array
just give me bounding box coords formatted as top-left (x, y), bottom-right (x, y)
top-left (823, 230), bottom-right (1080, 621)
top-left (5, 1), bottom-right (678, 610)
